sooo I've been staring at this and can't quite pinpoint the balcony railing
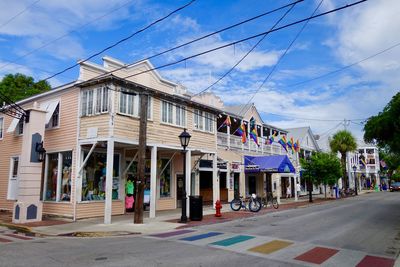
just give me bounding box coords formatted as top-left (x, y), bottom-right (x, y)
top-left (217, 132), bottom-right (286, 156)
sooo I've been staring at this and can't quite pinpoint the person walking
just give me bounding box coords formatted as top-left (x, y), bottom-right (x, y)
top-left (286, 185), bottom-right (291, 199)
top-left (296, 182), bottom-right (301, 198)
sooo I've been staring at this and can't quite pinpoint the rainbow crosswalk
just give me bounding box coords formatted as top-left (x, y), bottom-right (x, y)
top-left (147, 229), bottom-right (396, 267)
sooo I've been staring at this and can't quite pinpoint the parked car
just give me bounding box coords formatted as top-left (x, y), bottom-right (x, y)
top-left (389, 182), bottom-right (400, 192)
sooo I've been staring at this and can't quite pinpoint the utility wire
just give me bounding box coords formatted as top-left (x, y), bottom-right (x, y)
top-left (0, 0), bottom-right (40, 29)
top-left (73, 1), bottom-right (303, 85)
top-left (237, 0), bottom-right (325, 116)
top-left (0, 0), bottom-right (135, 71)
top-left (42, 0), bottom-right (196, 82)
top-left (192, 0), bottom-right (302, 96)
top-left (286, 40), bottom-right (400, 87)
top-left (121, 1), bottom-right (367, 81)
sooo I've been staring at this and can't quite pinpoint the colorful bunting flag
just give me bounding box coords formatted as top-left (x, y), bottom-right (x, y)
top-left (290, 137), bottom-right (295, 153)
top-left (278, 135), bottom-right (288, 151)
top-left (250, 128), bottom-right (259, 146)
top-left (224, 115), bottom-right (232, 127)
top-left (294, 139), bottom-right (300, 152)
top-left (359, 157), bottom-right (367, 167)
top-left (266, 131), bottom-right (277, 145)
top-left (235, 123), bottom-right (247, 144)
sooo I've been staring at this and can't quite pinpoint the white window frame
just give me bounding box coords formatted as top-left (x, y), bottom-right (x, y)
top-left (43, 151), bottom-right (73, 202)
top-left (194, 109), bottom-right (214, 133)
top-left (161, 100), bottom-right (186, 127)
top-left (45, 103), bottom-right (60, 129)
top-left (0, 117), bottom-right (3, 140)
top-left (81, 86), bottom-right (109, 117)
top-left (119, 90), bottom-right (139, 117)
top-left (7, 156), bottom-right (19, 200)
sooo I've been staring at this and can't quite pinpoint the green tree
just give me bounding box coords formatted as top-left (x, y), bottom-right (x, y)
top-left (379, 150), bottom-right (400, 182)
top-left (0, 73), bottom-right (51, 104)
top-left (301, 152), bottom-right (342, 201)
top-left (364, 92), bottom-right (400, 154)
top-left (329, 130), bottom-right (357, 190)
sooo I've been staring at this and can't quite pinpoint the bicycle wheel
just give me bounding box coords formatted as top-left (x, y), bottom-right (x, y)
top-left (230, 199), bottom-right (242, 211)
top-left (249, 199), bottom-right (262, 212)
top-left (272, 198), bottom-right (279, 209)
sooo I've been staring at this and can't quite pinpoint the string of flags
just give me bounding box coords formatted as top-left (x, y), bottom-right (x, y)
top-left (220, 115), bottom-right (301, 153)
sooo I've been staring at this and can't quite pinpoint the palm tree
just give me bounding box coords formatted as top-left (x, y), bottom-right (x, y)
top-left (329, 130), bottom-right (357, 189)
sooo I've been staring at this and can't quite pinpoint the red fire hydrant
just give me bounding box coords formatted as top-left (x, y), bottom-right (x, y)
top-left (215, 200), bottom-right (222, 217)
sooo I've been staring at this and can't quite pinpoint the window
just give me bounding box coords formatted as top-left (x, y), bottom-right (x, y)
top-left (81, 151), bottom-right (120, 201)
top-left (159, 159), bottom-right (171, 198)
top-left (46, 104), bottom-right (59, 129)
top-left (194, 109), bottom-right (214, 133)
top-left (81, 87), bottom-right (109, 116)
top-left (7, 157), bottom-right (19, 200)
top-left (43, 151), bottom-right (73, 202)
top-left (0, 117), bottom-right (3, 139)
top-left (119, 90), bottom-right (139, 116)
top-left (16, 118), bottom-right (23, 135)
top-left (161, 101), bottom-right (185, 126)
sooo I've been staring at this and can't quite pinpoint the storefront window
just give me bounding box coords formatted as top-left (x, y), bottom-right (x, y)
top-left (45, 153), bottom-right (59, 201)
top-left (44, 151), bottom-right (73, 202)
top-left (81, 151), bottom-right (120, 201)
top-left (61, 152), bottom-right (72, 201)
top-left (159, 159), bottom-right (171, 198)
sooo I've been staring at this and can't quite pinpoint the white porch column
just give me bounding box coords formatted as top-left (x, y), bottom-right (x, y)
top-left (150, 146), bottom-right (157, 218)
top-left (186, 149), bottom-right (191, 217)
top-left (277, 175), bottom-right (281, 204)
top-left (295, 151), bottom-right (300, 201)
top-left (104, 138), bottom-right (114, 224)
top-left (227, 124), bottom-right (231, 149)
top-left (212, 153), bottom-right (219, 208)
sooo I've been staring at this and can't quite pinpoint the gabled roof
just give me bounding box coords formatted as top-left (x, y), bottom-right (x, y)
top-left (222, 103), bottom-right (252, 117)
top-left (286, 126), bottom-right (320, 152)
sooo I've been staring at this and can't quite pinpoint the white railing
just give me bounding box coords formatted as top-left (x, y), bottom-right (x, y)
top-left (217, 132), bottom-right (286, 156)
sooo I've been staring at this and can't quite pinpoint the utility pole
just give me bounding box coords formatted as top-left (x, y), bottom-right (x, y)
top-left (134, 93), bottom-right (148, 224)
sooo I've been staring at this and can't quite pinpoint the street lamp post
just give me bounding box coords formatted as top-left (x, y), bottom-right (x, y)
top-left (352, 165), bottom-right (358, 196)
top-left (179, 128), bottom-right (191, 223)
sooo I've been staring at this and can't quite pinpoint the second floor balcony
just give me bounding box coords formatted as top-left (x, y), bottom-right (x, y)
top-left (217, 132), bottom-right (287, 157)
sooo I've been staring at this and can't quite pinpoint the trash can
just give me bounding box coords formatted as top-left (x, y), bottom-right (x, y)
top-left (189, 195), bottom-right (203, 221)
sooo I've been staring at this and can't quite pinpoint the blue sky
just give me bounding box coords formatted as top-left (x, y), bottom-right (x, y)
top-left (0, 0), bottom-right (399, 148)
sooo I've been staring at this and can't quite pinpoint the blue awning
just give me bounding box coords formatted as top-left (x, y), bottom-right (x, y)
top-left (244, 155), bottom-right (295, 173)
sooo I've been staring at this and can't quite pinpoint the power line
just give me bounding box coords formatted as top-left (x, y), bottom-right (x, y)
top-left (121, 1), bottom-right (367, 82)
top-left (0, 0), bottom-right (40, 30)
top-left (287, 41), bottom-right (400, 88)
top-left (192, 0), bottom-right (302, 96)
top-left (0, 0), bottom-right (135, 71)
top-left (237, 0), bottom-right (325, 116)
top-left (73, 1), bottom-right (302, 87)
top-left (42, 0), bottom-right (196, 82)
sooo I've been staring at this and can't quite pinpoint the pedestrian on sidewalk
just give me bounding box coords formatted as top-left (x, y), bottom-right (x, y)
top-left (286, 185), bottom-right (291, 199)
top-left (296, 182), bottom-right (301, 198)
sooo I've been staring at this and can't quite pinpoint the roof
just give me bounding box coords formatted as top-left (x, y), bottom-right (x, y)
top-left (222, 103), bottom-right (252, 117)
top-left (286, 126), bottom-right (320, 152)
top-left (244, 155), bottom-right (295, 173)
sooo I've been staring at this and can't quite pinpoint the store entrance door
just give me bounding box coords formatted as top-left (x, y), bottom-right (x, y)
top-left (176, 174), bottom-right (184, 208)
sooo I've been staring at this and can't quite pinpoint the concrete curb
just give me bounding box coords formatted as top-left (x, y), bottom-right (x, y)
top-left (0, 222), bottom-right (32, 233)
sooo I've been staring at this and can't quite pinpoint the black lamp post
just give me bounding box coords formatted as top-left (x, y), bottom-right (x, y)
top-left (352, 165), bottom-right (358, 195)
top-left (179, 128), bottom-right (191, 223)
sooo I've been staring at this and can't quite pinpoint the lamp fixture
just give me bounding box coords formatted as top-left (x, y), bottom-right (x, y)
top-left (35, 141), bottom-right (46, 162)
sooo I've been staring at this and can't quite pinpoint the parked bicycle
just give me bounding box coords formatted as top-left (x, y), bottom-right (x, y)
top-left (230, 194), bottom-right (261, 212)
top-left (260, 192), bottom-right (279, 209)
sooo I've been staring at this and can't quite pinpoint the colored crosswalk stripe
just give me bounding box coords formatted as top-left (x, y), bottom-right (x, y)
top-left (3, 233), bottom-right (32, 240)
top-left (180, 232), bottom-right (223, 241)
top-left (248, 240), bottom-right (293, 255)
top-left (294, 246), bottom-right (339, 264)
top-left (211, 235), bottom-right (255, 247)
top-left (150, 229), bottom-right (195, 238)
top-left (356, 255), bottom-right (395, 267)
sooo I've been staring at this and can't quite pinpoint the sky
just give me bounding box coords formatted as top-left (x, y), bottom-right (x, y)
top-left (0, 0), bottom-right (399, 150)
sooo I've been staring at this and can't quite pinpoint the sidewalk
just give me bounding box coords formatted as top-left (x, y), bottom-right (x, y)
top-left (0, 194), bottom-right (340, 237)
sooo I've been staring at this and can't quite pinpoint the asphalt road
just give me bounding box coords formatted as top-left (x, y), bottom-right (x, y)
top-left (0, 192), bottom-right (398, 267)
